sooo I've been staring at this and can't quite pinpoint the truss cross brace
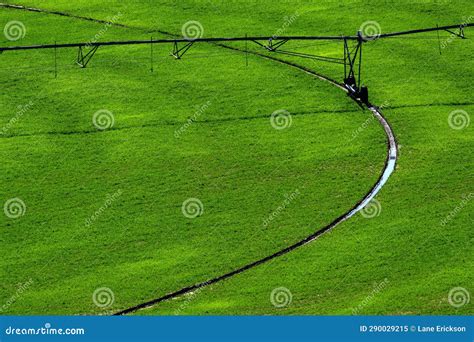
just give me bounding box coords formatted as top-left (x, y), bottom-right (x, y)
top-left (171, 41), bottom-right (194, 59)
top-left (251, 39), bottom-right (289, 51)
top-left (343, 36), bottom-right (362, 88)
top-left (267, 38), bottom-right (289, 51)
top-left (343, 32), bottom-right (368, 103)
top-left (444, 25), bottom-right (466, 39)
top-left (76, 45), bottom-right (99, 68)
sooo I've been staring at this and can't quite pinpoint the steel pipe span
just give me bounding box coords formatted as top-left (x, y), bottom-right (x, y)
top-left (0, 22), bottom-right (472, 52)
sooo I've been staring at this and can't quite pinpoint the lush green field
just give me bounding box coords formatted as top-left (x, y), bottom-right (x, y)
top-left (1, 0), bottom-right (472, 315)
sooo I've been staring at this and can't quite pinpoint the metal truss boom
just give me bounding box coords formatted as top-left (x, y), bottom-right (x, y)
top-left (1, 23), bottom-right (472, 103)
top-left (0, 23), bottom-right (472, 52)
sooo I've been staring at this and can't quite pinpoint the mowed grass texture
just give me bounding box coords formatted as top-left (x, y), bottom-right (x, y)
top-left (0, 3), bottom-right (387, 314)
top-left (1, 0), bottom-right (473, 315)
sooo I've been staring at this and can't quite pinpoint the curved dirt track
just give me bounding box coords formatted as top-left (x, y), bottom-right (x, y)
top-left (114, 62), bottom-right (398, 315)
top-left (0, 3), bottom-right (398, 315)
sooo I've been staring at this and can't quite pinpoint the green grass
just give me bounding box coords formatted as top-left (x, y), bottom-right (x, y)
top-left (0, 0), bottom-right (472, 315)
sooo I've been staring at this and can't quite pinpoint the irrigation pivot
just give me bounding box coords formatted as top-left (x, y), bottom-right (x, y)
top-left (1, 23), bottom-right (472, 103)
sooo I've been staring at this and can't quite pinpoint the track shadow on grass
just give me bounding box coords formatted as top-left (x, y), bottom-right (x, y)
top-left (0, 108), bottom-right (360, 139)
top-left (387, 102), bottom-right (474, 110)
